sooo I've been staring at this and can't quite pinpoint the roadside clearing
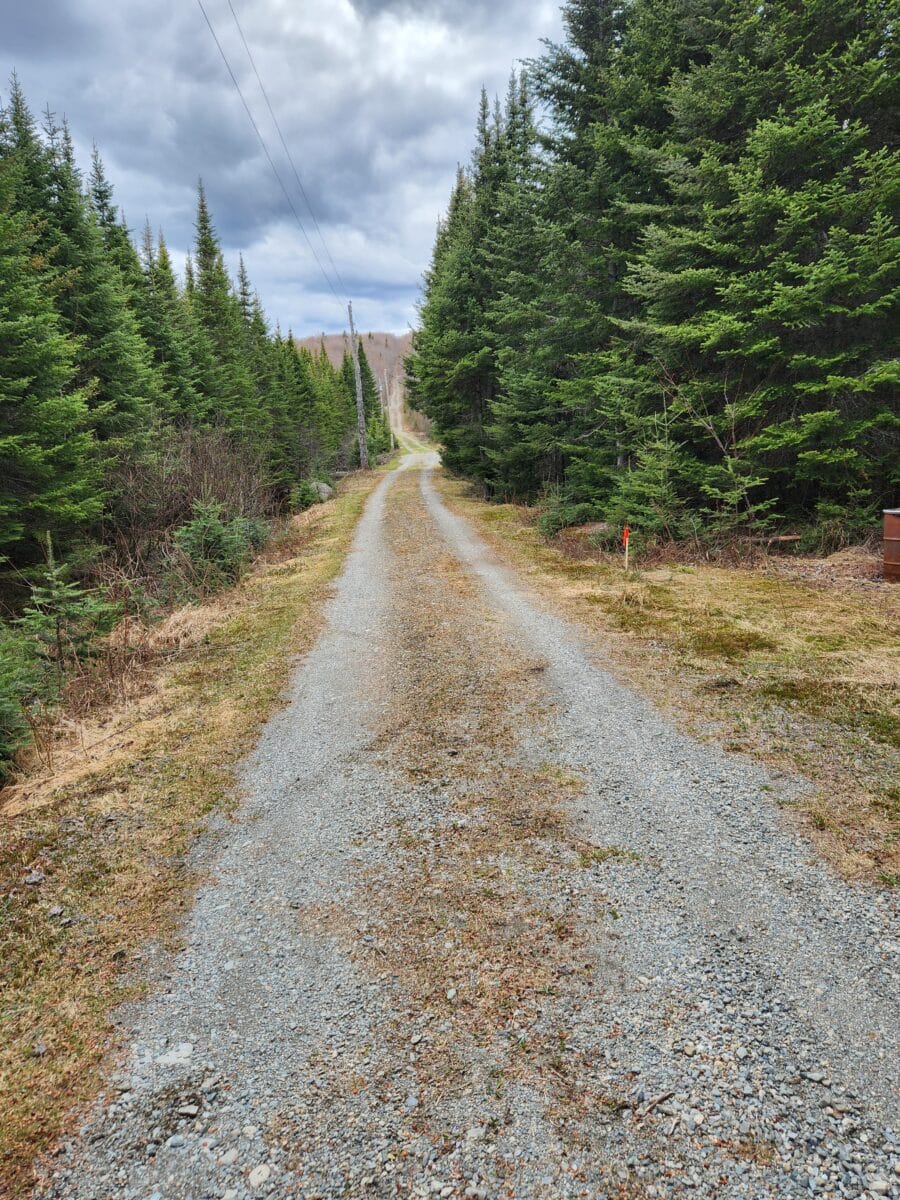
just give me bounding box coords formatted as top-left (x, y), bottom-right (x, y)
top-left (436, 477), bottom-right (899, 885)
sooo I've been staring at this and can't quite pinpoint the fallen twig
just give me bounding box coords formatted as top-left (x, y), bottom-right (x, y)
top-left (633, 1089), bottom-right (675, 1122)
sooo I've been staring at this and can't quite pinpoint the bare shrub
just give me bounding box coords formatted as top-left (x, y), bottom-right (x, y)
top-left (103, 426), bottom-right (272, 577)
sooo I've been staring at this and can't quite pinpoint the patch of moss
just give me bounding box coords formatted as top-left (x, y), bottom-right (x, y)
top-left (760, 679), bottom-right (900, 749)
top-left (686, 623), bottom-right (777, 661)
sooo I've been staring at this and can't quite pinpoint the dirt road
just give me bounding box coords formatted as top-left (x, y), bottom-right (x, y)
top-left (38, 450), bottom-right (898, 1199)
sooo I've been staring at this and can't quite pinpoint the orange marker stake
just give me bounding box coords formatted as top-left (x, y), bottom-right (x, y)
top-left (623, 524), bottom-right (631, 572)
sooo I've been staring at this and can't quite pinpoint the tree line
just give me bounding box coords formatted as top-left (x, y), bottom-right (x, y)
top-left (408, 0), bottom-right (898, 544)
top-left (1, 77), bottom-right (390, 583)
top-left (0, 78), bottom-right (391, 772)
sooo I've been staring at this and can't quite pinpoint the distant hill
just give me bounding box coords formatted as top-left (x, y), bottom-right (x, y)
top-left (295, 331), bottom-right (430, 434)
top-left (296, 331), bottom-right (413, 391)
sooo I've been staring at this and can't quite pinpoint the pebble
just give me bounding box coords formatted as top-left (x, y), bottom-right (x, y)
top-left (248, 1164), bottom-right (271, 1188)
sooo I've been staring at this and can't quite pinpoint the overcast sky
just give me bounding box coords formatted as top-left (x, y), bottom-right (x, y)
top-left (0, 0), bottom-right (564, 336)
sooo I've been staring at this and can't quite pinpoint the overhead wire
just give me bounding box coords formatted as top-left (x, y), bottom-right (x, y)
top-left (225, 0), bottom-right (351, 302)
top-left (195, 0), bottom-right (347, 313)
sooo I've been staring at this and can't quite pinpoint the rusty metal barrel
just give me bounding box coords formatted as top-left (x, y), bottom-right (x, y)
top-left (884, 509), bottom-right (900, 582)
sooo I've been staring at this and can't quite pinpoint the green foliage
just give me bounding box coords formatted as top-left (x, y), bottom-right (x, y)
top-left (0, 150), bottom-right (100, 560)
top-left (0, 81), bottom-right (367, 585)
top-left (135, 225), bottom-right (204, 423)
top-left (410, 0), bottom-right (899, 538)
top-left (171, 500), bottom-right (267, 594)
top-left (0, 79), bottom-right (372, 779)
top-left (234, 515), bottom-right (269, 555)
top-left (290, 481), bottom-right (320, 512)
top-left (16, 540), bottom-right (119, 683)
top-left (797, 500), bottom-right (878, 556)
top-left (0, 541), bottom-right (119, 772)
top-left (0, 624), bottom-right (40, 774)
top-left (535, 488), bottom-right (599, 538)
top-left (191, 183), bottom-right (258, 431)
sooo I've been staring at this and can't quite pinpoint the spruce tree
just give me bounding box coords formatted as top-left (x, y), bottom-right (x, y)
top-left (87, 147), bottom-right (142, 285)
top-left (0, 73), bottom-right (369, 594)
top-left (0, 152), bottom-right (99, 559)
top-left (411, 0), bottom-right (899, 536)
top-left (614, 0), bottom-right (900, 529)
top-left (310, 344), bottom-right (355, 469)
top-left (36, 103), bottom-right (159, 447)
top-left (484, 73), bottom-right (565, 500)
top-left (407, 109), bottom-right (501, 483)
top-left (191, 182), bottom-right (257, 434)
top-left (134, 224), bottom-right (204, 424)
top-left (358, 343), bottom-right (391, 459)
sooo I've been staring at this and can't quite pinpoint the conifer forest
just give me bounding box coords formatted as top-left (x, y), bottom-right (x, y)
top-left (408, 0), bottom-right (899, 542)
top-left (0, 81), bottom-right (390, 771)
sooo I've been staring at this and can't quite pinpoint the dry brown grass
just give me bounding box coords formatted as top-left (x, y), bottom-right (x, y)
top-left (289, 469), bottom-right (644, 1196)
top-left (438, 476), bottom-right (900, 885)
top-left (0, 469), bottom-right (383, 1198)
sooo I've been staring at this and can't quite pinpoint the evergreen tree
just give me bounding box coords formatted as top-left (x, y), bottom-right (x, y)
top-left (342, 343), bottom-right (390, 463)
top-left (235, 258), bottom-right (276, 451)
top-left (134, 224), bottom-right (204, 423)
top-left (0, 75), bottom-right (367, 591)
top-left (0, 151), bottom-right (99, 559)
top-left (358, 342), bottom-right (391, 459)
top-left (310, 343), bottom-right (356, 469)
top-left (612, 0), bottom-right (900, 529)
top-left (266, 331), bottom-right (311, 490)
top-left (483, 73), bottom-right (565, 499)
top-left (411, 0), bottom-right (900, 537)
top-left (407, 105), bottom-right (502, 483)
top-left (191, 181), bottom-right (257, 433)
top-left (88, 147), bottom-right (142, 286)
top-left (31, 101), bottom-right (160, 447)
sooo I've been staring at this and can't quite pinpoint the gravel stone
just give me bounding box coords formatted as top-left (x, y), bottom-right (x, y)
top-left (32, 454), bottom-right (899, 1200)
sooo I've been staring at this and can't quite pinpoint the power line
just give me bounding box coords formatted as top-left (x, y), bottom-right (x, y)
top-left (195, 0), bottom-right (346, 311)
top-left (225, 0), bottom-right (350, 302)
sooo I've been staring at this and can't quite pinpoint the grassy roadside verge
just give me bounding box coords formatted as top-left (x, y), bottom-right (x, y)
top-left (436, 475), bottom-right (899, 886)
top-left (0, 467), bottom-right (385, 1197)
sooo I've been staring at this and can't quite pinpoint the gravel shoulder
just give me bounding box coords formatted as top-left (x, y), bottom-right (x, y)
top-left (35, 453), bottom-right (898, 1200)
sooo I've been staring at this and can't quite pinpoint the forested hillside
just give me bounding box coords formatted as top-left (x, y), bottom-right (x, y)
top-left (296, 330), bottom-right (412, 387)
top-left (408, 0), bottom-right (899, 545)
top-left (0, 80), bottom-right (389, 773)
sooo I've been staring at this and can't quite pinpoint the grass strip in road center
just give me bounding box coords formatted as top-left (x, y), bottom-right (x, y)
top-left (282, 466), bottom-right (648, 1197)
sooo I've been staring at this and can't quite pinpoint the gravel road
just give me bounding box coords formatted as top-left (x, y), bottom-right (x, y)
top-left (36, 451), bottom-right (898, 1200)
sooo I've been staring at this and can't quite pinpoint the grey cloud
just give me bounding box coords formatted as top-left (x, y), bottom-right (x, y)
top-left (349, 0), bottom-right (512, 25)
top-left (1, 0), bottom-right (563, 334)
top-left (0, 0), bottom-right (95, 58)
